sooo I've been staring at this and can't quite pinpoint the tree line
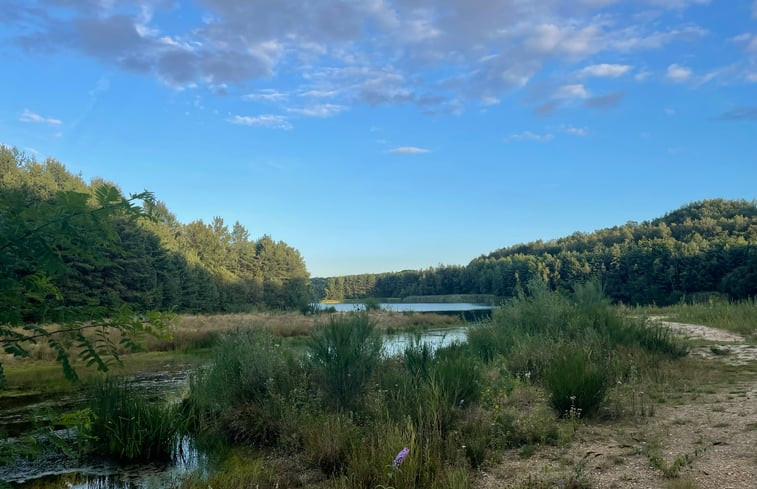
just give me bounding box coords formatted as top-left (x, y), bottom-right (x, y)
top-left (321, 199), bottom-right (756, 305)
top-left (0, 146), bottom-right (311, 326)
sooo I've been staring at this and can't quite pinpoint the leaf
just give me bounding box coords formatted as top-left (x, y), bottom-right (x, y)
top-left (48, 336), bottom-right (79, 382)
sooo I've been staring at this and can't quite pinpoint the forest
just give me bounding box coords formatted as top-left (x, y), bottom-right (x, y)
top-left (0, 146), bottom-right (311, 325)
top-left (321, 199), bottom-right (757, 305)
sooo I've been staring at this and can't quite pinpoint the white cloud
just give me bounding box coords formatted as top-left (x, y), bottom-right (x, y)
top-left (578, 64), bottom-right (632, 78)
top-left (228, 114), bottom-right (292, 130)
top-left (299, 89), bottom-right (339, 98)
top-left (8, 0), bottom-right (715, 113)
top-left (730, 33), bottom-right (757, 53)
top-left (634, 70), bottom-right (652, 81)
top-left (564, 126), bottom-right (588, 136)
top-left (666, 64), bottom-right (692, 82)
top-left (20, 109), bottom-right (62, 125)
top-left (505, 131), bottom-right (554, 143)
top-left (243, 89), bottom-right (288, 102)
top-left (555, 84), bottom-right (590, 99)
top-left (288, 103), bottom-right (346, 118)
top-left (388, 146), bottom-right (431, 154)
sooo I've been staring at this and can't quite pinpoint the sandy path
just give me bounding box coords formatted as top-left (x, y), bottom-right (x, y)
top-left (651, 317), bottom-right (757, 365)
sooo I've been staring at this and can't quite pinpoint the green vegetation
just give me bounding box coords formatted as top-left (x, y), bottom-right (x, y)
top-left (0, 146), bottom-right (311, 386)
top-left (177, 283), bottom-right (688, 488)
top-left (308, 315), bottom-right (383, 411)
top-left (0, 146), bottom-right (311, 321)
top-left (84, 378), bottom-right (184, 461)
top-left (661, 298), bottom-right (757, 338)
top-left (321, 199), bottom-right (756, 306)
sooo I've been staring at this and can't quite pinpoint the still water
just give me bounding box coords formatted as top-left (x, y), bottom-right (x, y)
top-left (319, 302), bottom-right (492, 313)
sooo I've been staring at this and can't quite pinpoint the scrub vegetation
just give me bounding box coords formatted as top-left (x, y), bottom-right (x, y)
top-left (177, 282), bottom-right (688, 488)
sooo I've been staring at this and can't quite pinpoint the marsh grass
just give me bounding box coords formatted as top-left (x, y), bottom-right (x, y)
top-left (85, 378), bottom-right (183, 461)
top-left (174, 286), bottom-right (697, 489)
top-left (185, 328), bottom-right (311, 446)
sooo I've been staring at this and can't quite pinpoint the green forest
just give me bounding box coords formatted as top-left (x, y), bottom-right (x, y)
top-left (2, 145), bottom-right (755, 321)
top-left (321, 199), bottom-right (757, 305)
top-left (0, 146), bottom-right (311, 325)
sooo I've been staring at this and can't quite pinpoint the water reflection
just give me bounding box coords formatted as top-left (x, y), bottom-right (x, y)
top-left (383, 326), bottom-right (469, 357)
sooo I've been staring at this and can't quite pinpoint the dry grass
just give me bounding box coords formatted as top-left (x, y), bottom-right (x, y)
top-left (1, 311), bottom-right (463, 384)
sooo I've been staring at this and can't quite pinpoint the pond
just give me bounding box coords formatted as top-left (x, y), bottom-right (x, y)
top-left (1, 324), bottom-right (475, 488)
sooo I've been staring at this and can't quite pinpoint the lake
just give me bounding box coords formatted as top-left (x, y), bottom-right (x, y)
top-left (318, 302), bottom-right (492, 313)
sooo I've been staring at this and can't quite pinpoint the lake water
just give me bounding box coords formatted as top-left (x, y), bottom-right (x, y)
top-left (2, 322), bottom-right (476, 488)
top-left (383, 326), bottom-right (469, 357)
top-left (319, 302), bottom-right (492, 313)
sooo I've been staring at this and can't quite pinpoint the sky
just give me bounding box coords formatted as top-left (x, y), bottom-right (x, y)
top-left (1, 0), bottom-right (756, 277)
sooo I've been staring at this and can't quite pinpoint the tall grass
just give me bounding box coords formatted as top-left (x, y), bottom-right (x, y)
top-left (665, 298), bottom-right (757, 338)
top-left (468, 279), bottom-right (687, 416)
top-left (85, 378), bottom-right (183, 461)
top-left (544, 345), bottom-right (608, 417)
top-left (308, 314), bottom-right (383, 411)
top-left (186, 328), bottom-right (311, 445)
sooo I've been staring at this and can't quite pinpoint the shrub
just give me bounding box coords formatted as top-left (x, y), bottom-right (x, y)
top-left (186, 328), bottom-right (308, 445)
top-left (308, 314), bottom-right (383, 411)
top-left (544, 346), bottom-right (609, 417)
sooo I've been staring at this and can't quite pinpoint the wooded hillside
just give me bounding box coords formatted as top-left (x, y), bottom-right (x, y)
top-left (0, 147), bottom-right (311, 324)
top-left (322, 199), bottom-right (756, 305)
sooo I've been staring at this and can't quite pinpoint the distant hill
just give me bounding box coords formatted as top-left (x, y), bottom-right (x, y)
top-left (321, 199), bottom-right (756, 305)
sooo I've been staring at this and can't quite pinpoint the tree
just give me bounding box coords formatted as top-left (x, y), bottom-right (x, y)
top-left (0, 183), bottom-right (172, 387)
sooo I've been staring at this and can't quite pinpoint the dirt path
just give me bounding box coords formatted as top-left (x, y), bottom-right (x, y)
top-left (476, 320), bottom-right (757, 489)
top-left (652, 316), bottom-right (757, 365)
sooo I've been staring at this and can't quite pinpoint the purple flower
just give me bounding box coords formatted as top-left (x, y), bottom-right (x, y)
top-left (393, 447), bottom-right (409, 469)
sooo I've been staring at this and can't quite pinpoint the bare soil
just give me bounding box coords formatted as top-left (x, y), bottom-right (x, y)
top-left (476, 320), bottom-right (757, 489)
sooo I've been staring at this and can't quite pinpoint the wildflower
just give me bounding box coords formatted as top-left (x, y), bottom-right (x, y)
top-left (393, 447), bottom-right (409, 469)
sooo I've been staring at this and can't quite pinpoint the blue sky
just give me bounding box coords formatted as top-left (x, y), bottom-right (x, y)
top-left (1, 0), bottom-right (755, 277)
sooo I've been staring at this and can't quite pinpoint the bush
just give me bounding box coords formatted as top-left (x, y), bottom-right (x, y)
top-left (186, 328), bottom-right (309, 445)
top-left (544, 346), bottom-right (609, 417)
top-left (308, 313), bottom-right (383, 411)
